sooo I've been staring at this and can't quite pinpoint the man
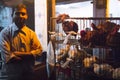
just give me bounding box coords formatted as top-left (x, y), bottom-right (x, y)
top-left (0, 4), bottom-right (43, 80)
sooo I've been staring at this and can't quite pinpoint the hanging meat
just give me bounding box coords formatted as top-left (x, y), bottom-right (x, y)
top-left (62, 21), bottom-right (78, 36)
top-left (56, 14), bottom-right (70, 23)
top-left (79, 21), bottom-right (120, 48)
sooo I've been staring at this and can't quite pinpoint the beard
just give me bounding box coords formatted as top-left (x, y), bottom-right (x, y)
top-left (14, 17), bottom-right (26, 29)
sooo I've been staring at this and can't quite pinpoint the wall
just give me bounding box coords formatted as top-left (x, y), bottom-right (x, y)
top-left (35, 0), bottom-right (48, 51)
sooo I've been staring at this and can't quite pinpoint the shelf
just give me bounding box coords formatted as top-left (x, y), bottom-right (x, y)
top-left (54, 39), bottom-right (80, 45)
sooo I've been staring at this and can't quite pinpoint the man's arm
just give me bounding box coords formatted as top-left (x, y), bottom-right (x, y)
top-left (13, 31), bottom-right (43, 59)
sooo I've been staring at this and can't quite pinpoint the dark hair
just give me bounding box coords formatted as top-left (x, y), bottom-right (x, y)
top-left (15, 3), bottom-right (27, 11)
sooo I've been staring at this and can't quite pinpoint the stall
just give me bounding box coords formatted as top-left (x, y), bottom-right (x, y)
top-left (48, 16), bottom-right (120, 80)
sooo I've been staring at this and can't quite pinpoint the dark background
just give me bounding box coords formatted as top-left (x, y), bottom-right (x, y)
top-left (23, 1), bottom-right (35, 31)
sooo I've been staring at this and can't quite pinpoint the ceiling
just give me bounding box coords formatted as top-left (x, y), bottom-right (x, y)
top-left (56, 0), bottom-right (91, 5)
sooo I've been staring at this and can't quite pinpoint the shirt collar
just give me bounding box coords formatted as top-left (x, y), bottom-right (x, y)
top-left (12, 23), bottom-right (27, 36)
top-left (12, 23), bottom-right (26, 32)
top-left (12, 23), bottom-right (19, 32)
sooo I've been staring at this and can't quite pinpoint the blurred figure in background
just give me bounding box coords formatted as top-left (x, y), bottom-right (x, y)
top-left (0, 0), bottom-right (13, 31)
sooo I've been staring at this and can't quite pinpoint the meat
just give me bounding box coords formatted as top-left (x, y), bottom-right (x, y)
top-left (112, 68), bottom-right (120, 79)
top-left (79, 21), bottom-right (120, 48)
top-left (56, 14), bottom-right (70, 23)
top-left (93, 64), bottom-right (113, 78)
top-left (62, 21), bottom-right (78, 36)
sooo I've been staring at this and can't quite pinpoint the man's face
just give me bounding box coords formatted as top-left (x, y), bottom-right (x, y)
top-left (13, 8), bottom-right (28, 29)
